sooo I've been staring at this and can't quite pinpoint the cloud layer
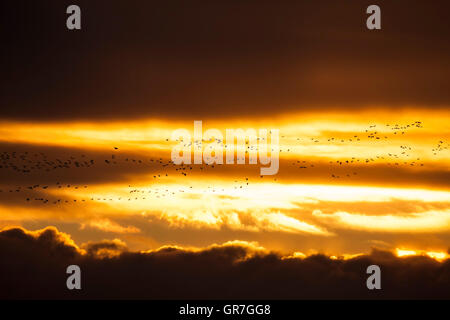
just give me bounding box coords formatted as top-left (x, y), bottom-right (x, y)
top-left (2, 1), bottom-right (449, 120)
top-left (1, 226), bottom-right (449, 299)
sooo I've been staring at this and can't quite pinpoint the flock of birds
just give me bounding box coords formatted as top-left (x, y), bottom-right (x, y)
top-left (0, 121), bottom-right (448, 205)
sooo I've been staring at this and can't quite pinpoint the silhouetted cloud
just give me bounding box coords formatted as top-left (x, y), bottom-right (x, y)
top-left (0, 226), bottom-right (449, 299)
top-left (81, 238), bottom-right (128, 258)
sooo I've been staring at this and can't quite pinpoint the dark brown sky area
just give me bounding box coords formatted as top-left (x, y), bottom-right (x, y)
top-left (1, 0), bottom-right (449, 121)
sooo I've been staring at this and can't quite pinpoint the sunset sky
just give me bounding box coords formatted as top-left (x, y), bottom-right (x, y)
top-left (1, 0), bottom-right (449, 299)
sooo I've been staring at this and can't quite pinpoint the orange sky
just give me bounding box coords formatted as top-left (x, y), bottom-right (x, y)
top-left (1, 108), bottom-right (449, 259)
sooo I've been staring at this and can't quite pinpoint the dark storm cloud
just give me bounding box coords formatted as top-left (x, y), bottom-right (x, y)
top-left (0, 226), bottom-right (449, 299)
top-left (1, 0), bottom-right (449, 121)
